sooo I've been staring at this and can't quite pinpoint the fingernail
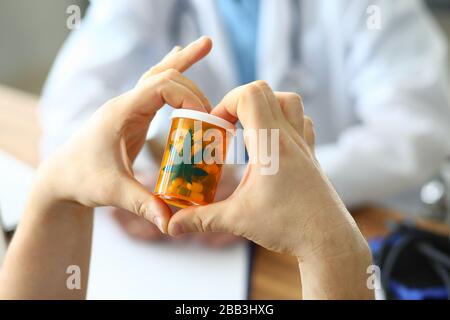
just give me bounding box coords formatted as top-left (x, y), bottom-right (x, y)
top-left (171, 45), bottom-right (182, 53)
top-left (153, 216), bottom-right (165, 234)
top-left (194, 36), bottom-right (209, 44)
top-left (170, 222), bottom-right (185, 237)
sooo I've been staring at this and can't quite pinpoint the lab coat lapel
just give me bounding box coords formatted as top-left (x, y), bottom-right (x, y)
top-left (190, 0), bottom-right (238, 91)
top-left (257, 0), bottom-right (292, 88)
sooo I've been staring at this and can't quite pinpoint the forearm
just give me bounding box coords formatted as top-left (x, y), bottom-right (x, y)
top-left (297, 207), bottom-right (374, 299)
top-left (0, 178), bottom-right (93, 299)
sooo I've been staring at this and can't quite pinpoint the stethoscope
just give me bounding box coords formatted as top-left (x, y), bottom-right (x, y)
top-left (169, 0), bottom-right (303, 67)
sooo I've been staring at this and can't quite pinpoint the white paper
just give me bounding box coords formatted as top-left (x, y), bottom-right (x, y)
top-left (0, 150), bottom-right (35, 231)
top-left (87, 209), bottom-right (249, 300)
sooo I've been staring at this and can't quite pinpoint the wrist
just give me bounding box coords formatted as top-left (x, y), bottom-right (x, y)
top-left (297, 225), bottom-right (371, 264)
top-left (294, 200), bottom-right (370, 263)
top-left (294, 206), bottom-right (373, 299)
top-left (298, 243), bottom-right (373, 299)
top-left (30, 155), bottom-right (88, 214)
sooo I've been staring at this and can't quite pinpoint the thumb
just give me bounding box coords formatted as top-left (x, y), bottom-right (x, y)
top-left (168, 201), bottom-right (233, 236)
top-left (112, 176), bottom-right (171, 234)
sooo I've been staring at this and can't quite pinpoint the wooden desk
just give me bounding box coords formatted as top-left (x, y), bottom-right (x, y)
top-left (1, 85), bottom-right (449, 300)
top-left (250, 206), bottom-right (450, 299)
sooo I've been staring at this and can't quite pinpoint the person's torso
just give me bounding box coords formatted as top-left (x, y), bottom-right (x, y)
top-left (124, 0), bottom-right (359, 146)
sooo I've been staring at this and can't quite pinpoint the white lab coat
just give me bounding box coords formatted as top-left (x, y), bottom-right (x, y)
top-left (39, 0), bottom-right (450, 212)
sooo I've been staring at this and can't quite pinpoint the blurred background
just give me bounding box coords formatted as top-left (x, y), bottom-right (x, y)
top-left (0, 0), bottom-right (449, 94)
top-left (4, 0), bottom-right (450, 218)
top-left (0, 0), bottom-right (87, 94)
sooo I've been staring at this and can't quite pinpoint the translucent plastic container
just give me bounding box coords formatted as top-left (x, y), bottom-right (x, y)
top-left (154, 109), bottom-right (235, 208)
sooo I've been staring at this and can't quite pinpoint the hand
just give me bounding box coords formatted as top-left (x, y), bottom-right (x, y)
top-left (36, 37), bottom-right (213, 234)
top-left (109, 172), bottom-right (165, 240)
top-left (168, 81), bottom-right (369, 260)
top-left (167, 81), bottom-right (373, 299)
top-left (193, 165), bottom-right (242, 247)
top-left (111, 170), bottom-right (242, 247)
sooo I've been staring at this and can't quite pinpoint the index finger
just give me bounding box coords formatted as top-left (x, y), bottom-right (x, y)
top-left (140, 37), bottom-right (213, 111)
top-left (151, 36), bottom-right (213, 75)
top-left (211, 81), bottom-right (276, 129)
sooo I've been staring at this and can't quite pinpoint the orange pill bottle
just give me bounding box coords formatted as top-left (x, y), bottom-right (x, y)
top-left (154, 109), bottom-right (235, 208)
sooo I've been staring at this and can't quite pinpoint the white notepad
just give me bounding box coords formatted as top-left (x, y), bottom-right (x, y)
top-left (87, 209), bottom-right (250, 300)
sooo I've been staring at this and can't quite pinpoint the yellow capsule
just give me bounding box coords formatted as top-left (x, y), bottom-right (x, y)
top-left (205, 164), bottom-right (219, 175)
top-left (178, 186), bottom-right (190, 196)
top-left (187, 182), bottom-right (203, 193)
top-left (168, 185), bottom-right (176, 194)
top-left (190, 192), bottom-right (204, 203)
top-left (171, 177), bottom-right (184, 188)
top-left (181, 120), bottom-right (192, 131)
top-left (173, 142), bottom-right (183, 153)
top-left (173, 128), bottom-right (189, 144)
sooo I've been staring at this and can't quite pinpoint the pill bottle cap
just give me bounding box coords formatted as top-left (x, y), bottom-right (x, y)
top-left (171, 109), bottom-right (236, 133)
